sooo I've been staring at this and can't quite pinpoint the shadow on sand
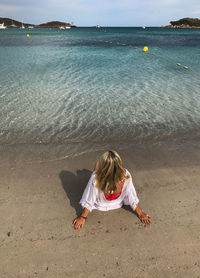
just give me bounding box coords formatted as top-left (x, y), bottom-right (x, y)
top-left (59, 169), bottom-right (92, 217)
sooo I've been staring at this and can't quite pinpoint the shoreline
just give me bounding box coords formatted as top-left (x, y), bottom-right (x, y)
top-left (1, 130), bottom-right (200, 166)
top-left (0, 136), bottom-right (200, 277)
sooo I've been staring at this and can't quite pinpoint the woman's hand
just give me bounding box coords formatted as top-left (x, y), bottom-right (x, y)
top-left (72, 217), bottom-right (86, 230)
top-left (139, 212), bottom-right (152, 226)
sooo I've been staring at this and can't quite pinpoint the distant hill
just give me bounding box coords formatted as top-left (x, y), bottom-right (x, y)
top-left (38, 21), bottom-right (75, 27)
top-left (170, 18), bottom-right (200, 27)
top-left (161, 17), bottom-right (200, 28)
top-left (0, 17), bottom-right (34, 27)
top-left (0, 18), bottom-right (76, 28)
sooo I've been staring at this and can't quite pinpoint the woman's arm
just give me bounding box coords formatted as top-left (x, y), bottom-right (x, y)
top-left (135, 203), bottom-right (152, 226)
top-left (73, 171), bottom-right (97, 231)
top-left (81, 207), bottom-right (90, 218)
top-left (125, 170), bottom-right (152, 226)
top-left (73, 207), bottom-right (90, 230)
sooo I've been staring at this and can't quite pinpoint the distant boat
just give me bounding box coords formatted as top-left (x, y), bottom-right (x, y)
top-left (59, 26), bottom-right (65, 29)
top-left (65, 26), bottom-right (71, 29)
top-left (0, 22), bottom-right (7, 29)
top-left (70, 22), bottom-right (76, 27)
top-left (95, 25), bottom-right (101, 28)
top-left (28, 26), bottom-right (34, 29)
top-left (21, 24), bottom-right (25, 29)
top-left (142, 26), bottom-right (146, 29)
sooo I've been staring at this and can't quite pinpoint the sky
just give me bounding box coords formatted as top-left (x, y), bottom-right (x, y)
top-left (0, 0), bottom-right (199, 26)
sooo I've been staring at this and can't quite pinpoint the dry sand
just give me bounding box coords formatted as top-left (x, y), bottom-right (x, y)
top-left (0, 139), bottom-right (200, 278)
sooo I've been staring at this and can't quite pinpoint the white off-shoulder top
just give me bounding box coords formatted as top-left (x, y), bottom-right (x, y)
top-left (79, 169), bottom-right (139, 212)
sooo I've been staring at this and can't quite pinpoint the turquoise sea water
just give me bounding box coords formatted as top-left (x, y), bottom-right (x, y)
top-left (0, 27), bottom-right (200, 159)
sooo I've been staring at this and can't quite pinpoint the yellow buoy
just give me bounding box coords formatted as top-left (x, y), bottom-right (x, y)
top-left (27, 34), bottom-right (30, 38)
top-left (143, 46), bottom-right (148, 52)
top-left (177, 63), bottom-right (181, 67)
top-left (183, 66), bottom-right (188, 70)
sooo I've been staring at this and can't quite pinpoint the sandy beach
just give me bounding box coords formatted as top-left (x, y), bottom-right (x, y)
top-left (0, 137), bottom-right (200, 278)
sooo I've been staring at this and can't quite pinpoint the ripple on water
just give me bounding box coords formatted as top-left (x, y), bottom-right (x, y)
top-left (0, 28), bottom-right (200, 156)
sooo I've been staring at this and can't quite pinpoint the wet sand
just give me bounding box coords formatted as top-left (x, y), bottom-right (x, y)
top-left (0, 138), bottom-right (200, 278)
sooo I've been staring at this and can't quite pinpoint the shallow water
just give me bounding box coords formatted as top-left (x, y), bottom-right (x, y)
top-left (0, 27), bottom-right (200, 159)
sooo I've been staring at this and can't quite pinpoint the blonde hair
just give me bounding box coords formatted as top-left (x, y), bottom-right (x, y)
top-left (95, 150), bottom-right (129, 193)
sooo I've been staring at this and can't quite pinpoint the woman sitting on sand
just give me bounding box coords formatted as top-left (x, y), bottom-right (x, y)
top-left (73, 150), bottom-right (152, 230)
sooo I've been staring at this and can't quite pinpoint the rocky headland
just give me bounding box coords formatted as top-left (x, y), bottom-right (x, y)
top-left (0, 17), bottom-right (33, 27)
top-left (38, 21), bottom-right (76, 28)
top-left (0, 18), bottom-right (76, 28)
top-left (161, 17), bottom-right (200, 28)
